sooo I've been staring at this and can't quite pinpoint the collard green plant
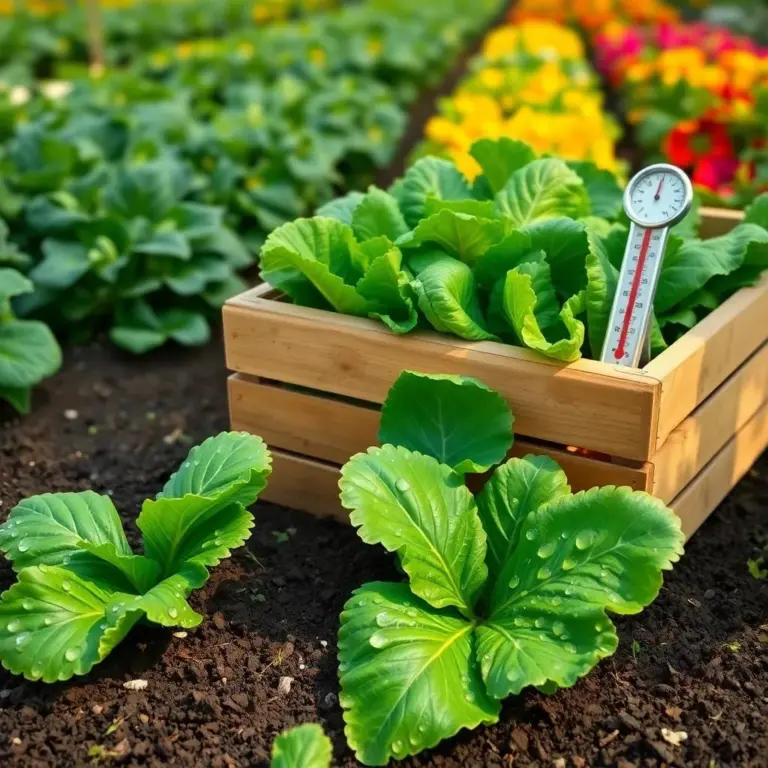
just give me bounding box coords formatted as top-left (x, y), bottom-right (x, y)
top-left (0, 432), bottom-right (271, 682)
top-left (337, 371), bottom-right (685, 765)
top-left (271, 723), bottom-right (332, 768)
top-left (262, 137), bottom-right (768, 363)
top-left (0, 266), bottom-right (61, 414)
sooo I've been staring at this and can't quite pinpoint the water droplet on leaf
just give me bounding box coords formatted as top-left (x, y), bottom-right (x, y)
top-left (17, 539), bottom-right (30, 552)
top-left (537, 542), bottom-right (556, 558)
top-left (552, 621), bottom-right (565, 636)
top-left (525, 529), bottom-right (537, 541)
top-left (168, 608), bottom-right (178, 619)
top-left (565, 643), bottom-right (577, 654)
top-left (508, 575), bottom-right (520, 589)
top-left (395, 479), bottom-right (410, 492)
top-left (61, 581), bottom-right (71, 592)
top-left (537, 567), bottom-right (551, 580)
top-left (22, 599), bottom-right (33, 611)
top-left (534, 618), bottom-right (544, 628)
top-left (391, 740), bottom-right (403, 754)
top-left (16, 633), bottom-right (29, 648)
top-left (465, 691), bottom-right (475, 702)
top-left (7, 619), bottom-right (20, 633)
top-left (562, 558), bottom-right (576, 571)
top-left (575, 530), bottom-right (597, 550)
top-left (369, 631), bottom-right (388, 649)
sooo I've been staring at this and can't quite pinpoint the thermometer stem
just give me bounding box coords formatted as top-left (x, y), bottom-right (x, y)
top-left (614, 227), bottom-right (652, 361)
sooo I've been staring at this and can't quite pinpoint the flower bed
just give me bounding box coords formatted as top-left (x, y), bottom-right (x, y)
top-left (419, 20), bottom-right (621, 179)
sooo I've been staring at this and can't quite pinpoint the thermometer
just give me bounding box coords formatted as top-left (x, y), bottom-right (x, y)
top-left (601, 163), bottom-right (693, 368)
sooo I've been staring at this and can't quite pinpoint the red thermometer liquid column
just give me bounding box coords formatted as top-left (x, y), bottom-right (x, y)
top-left (601, 164), bottom-right (693, 368)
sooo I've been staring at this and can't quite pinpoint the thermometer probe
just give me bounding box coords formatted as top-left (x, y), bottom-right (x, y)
top-left (601, 163), bottom-right (693, 368)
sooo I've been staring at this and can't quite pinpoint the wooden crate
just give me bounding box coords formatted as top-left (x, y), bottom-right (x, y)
top-left (223, 207), bottom-right (768, 538)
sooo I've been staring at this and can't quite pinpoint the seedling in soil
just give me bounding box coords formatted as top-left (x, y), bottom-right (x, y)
top-left (631, 639), bottom-right (642, 663)
top-left (271, 722), bottom-right (331, 768)
top-left (0, 431), bottom-right (271, 683)
top-left (337, 371), bottom-right (685, 766)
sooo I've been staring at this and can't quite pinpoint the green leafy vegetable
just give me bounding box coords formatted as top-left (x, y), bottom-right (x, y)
top-left (338, 372), bottom-right (684, 765)
top-left (271, 723), bottom-right (332, 768)
top-left (0, 432), bottom-right (271, 682)
top-left (0, 266), bottom-right (61, 414)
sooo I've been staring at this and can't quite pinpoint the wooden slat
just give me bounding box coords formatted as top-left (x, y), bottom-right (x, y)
top-left (230, 374), bottom-right (652, 493)
top-left (699, 206), bottom-right (744, 239)
top-left (651, 341), bottom-right (768, 502)
top-left (264, 450), bottom-right (346, 522)
top-left (670, 399), bottom-right (768, 539)
top-left (643, 272), bottom-right (768, 451)
top-left (224, 293), bottom-right (659, 461)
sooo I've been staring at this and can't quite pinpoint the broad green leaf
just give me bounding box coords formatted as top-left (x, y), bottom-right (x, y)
top-left (567, 161), bottom-right (623, 220)
top-left (355, 247), bottom-right (418, 334)
top-left (271, 723), bottom-right (332, 768)
top-left (656, 224), bottom-right (768, 313)
top-left (392, 157), bottom-right (472, 228)
top-left (110, 326), bottom-right (166, 354)
top-left (316, 191), bottom-right (365, 224)
top-left (470, 138), bottom-right (537, 196)
top-left (502, 266), bottom-right (586, 362)
top-left (411, 257), bottom-right (498, 341)
top-left (338, 582), bottom-right (499, 766)
top-left (25, 196), bottom-right (90, 236)
top-left (476, 456), bottom-right (571, 585)
top-left (0, 321), bottom-right (61, 389)
top-left (136, 570), bottom-right (204, 628)
top-left (585, 227), bottom-right (619, 358)
top-left (78, 542), bottom-right (160, 594)
top-left (479, 487), bottom-right (684, 698)
top-left (339, 445), bottom-right (488, 617)
top-left (0, 386), bottom-right (30, 414)
top-left (474, 231), bottom-right (536, 289)
top-left (352, 188), bottom-right (408, 242)
top-left (29, 240), bottom-right (91, 289)
top-left (0, 268), bottom-right (32, 301)
top-left (105, 161), bottom-right (176, 222)
top-left (0, 491), bottom-right (136, 587)
top-left (139, 432), bottom-right (271, 577)
top-left (164, 256), bottom-right (231, 295)
top-left (159, 309), bottom-right (210, 347)
top-left (133, 230), bottom-right (192, 260)
top-left (745, 194), bottom-right (768, 227)
top-left (424, 197), bottom-right (496, 219)
top-left (522, 217), bottom-right (590, 299)
top-left (379, 371), bottom-right (514, 474)
top-left (170, 202), bottom-right (224, 241)
top-left (495, 159), bottom-right (589, 228)
top-left (401, 210), bottom-right (506, 266)
top-left (0, 565), bottom-right (140, 683)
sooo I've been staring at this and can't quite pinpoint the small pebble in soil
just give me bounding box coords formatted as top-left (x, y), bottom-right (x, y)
top-left (299, 664), bottom-right (305, 670)
top-left (123, 679), bottom-right (148, 691)
top-left (553, 759), bottom-right (566, 768)
top-left (661, 728), bottom-right (688, 746)
top-left (63, 409), bottom-right (79, 420)
top-left (12, 737), bottom-right (22, 746)
top-left (320, 640), bottom-right (328, 648)
top-left (173, 632), bottom-right (188, 639)
top-left (91, 705), bottom-right (104, 715)
top-left (277, 676), bottom-right (293, 696)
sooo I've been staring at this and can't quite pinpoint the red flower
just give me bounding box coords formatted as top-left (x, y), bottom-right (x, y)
top-left (692, 155), bottom-right (740, 192)
top-left (664, 119), bottom-right (733, 165)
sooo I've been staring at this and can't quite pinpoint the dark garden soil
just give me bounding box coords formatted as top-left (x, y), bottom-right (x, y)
top-left (0, 336), bottom-right (766, 768)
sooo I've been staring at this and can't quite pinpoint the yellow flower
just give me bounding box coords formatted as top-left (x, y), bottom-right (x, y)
top-left (237, 41), bottom-right (256, 59)
top-left (245, 176), bottom-right (264, 192)
top-left (478, 67), bottom-right (505, 90)
top-left (366, 38), bottom-right (384, 57)
top-left (309, 47), bottom-right (327, 67)
top-left (176, 41), bottom-right (194, 60)
top-left (367, 126), bottom-right (384, 145)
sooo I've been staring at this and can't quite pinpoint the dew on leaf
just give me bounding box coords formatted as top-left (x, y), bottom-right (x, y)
top-left (372, 597), bottom-right (382, 605)
top-left (214, 538), bottom-right (222, 547)
top-left (534, 618), bottom-right (544, 628)
top-left (409, 735), bottom-right (419, 746)
top-left (525, 529), bottom-right (537, 541)
top-left (43, 618), bottom-right (52, 626)
top-left (537, 567), bottom-right (551, 580)
top-left (550, 597), bottom-right (562, 606)
top-left (22, 599), bottom-right (33, 611)
top-left (406, 609), bottom-right (417, 618)
top-left (537, 542), bottom-right (556, 558)
top-left (565, 586), bottom-right (575, 596)
top-left (30, 664), bottom-right (42, 678)
top-left (565, 643), bottom-right (577, 654)
top-left (575, 530), bottom-right (598, 550)
top-left (168, 608), bottom-right (179, 619)
top-left (538, 633), bottom-right (547, 640)
top-left (369, 631), bottom-right (388, 649)
top-left (64, 647), bottom-right (80, 661)
top-left (465, 691), bottom-right (475, 702)
top-left (61, 581), bottom-right (71, 593)
top-left (562, 558), bottom-right (576, 571)
top-left (395, 479), bottom-right (410, 492)
top-left (391, 740), bottom-right (404, 754)
top-left (15, 633), bottom-right (29, 648)
top-left (100, 623), bottom-right (107, 630)
top-left (508, 575), bottom-right (520, 589)
top-left (17, 539), bottom-right (30, 552)
top-left (7, 619), bottom-right (21, 633)
top-left (513, 617), bottom-right (527, 627)
top-left (552, 621), bottom-right (565, 636)
top-left (417, 724), bottom-right (426, 733)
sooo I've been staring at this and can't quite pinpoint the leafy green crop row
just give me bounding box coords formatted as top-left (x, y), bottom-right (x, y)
top-left (262, 137), bottom-right (768, 362)
top-left (0, 0), bottom-right (502, 412)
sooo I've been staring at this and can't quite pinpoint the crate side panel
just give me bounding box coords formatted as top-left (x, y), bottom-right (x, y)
top-left (652, 341), bottom-right (768, 502)
top-left (670, 399), bottom-right (768, 539)
top-left (224, 301), bottom-right (658, 461)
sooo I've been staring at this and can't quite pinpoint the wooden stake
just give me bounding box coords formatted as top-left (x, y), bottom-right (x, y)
top-left (85, 0), bottom-right (106, 77)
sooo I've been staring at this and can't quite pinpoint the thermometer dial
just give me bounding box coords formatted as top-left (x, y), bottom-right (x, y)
top-left (602, 164), bottom-right (693, 368)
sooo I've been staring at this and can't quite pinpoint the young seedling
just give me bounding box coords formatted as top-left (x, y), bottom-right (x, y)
top-left (0, 431), bottom-right (271, 682)
top-left (337, 371), bottom-right (685, 765)
top-left (271, 723), bottom-right (331, 768)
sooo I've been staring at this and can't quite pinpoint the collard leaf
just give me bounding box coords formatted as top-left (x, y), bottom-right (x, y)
top-left (0, 491), bottom-right (131, 576)
top-left (567, 161), bottom-right (623, 220)
top-left (136, 571), bottom-right (204, 628)
top-left (78, 541), bottom-right (160, 594)
top-left (0, 320), bottom-right (60, 390)
top-left (29, 240), bottom-right (91, 289)
top-left (474, 231), bottom-right (536, 289)
top-left (0, 268), bottom-right (32, 301)
top-left (424, 197), bottom-right (496, 219)
top-left (744, 194), bottom-right (768, 227)
top-left (391, 157), bottom-right (472, 228)
top-left (470, 138), bottom-right (537, 197)
top-left (522, 217), bottom-right (590, 299)
top-left (133, 230), bottom-right (192, 260)
top-left (352, 188), bottom-right (408, 242)
top-left (139, 432), bottom-right (271, 577)
top-left (0, 386), bottom-right (31, 415)
top-left (339, 445), bottom-right (487, 617)
top-left (495, 159), bottom-right (589, 228)
top-left (338, 582), bottom-right (499, 767)
top-left (401, 210), bottom-right (506, 266)
top-left (411, 256), bottom-right (497, 341)
top-left (379, 371), bottom-right (514, 474)
top-left (501, 266), bottom-right (586, 362)
top-left (479, 487), bottom-right (684, 698)
top-left (655, 224), bottom-right (768, 313)
top-left (271, 723), bottom-right (332, 768)
top-left (316, 191), bottom-right (365, 224)
top-left (105, 161), bottom-right (177, 222)
top-left (170, 202), bottom-right (224, 241)
top-left (0, 565), bottom-right (140, 683)
top-left (476, 456), bottom-right (571, 585)
top-left (585, 226), bottom-right (619, 358)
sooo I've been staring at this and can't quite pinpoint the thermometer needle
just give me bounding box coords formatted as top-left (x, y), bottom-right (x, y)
top-left (654, 176), bottom-right (664, 201)
top-left (614, 228), bottom-right (653, 361)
